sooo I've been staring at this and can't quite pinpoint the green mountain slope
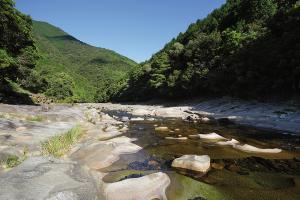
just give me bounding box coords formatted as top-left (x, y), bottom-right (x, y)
top-left (118, 0), bottom-right (300, 102)
top-left (33, 21), bottom-right (137, 102)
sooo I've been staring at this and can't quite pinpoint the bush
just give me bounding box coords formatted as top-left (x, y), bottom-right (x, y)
top-left (45, 72), bottom-right (75, 100)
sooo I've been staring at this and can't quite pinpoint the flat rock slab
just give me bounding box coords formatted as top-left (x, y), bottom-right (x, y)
top-left (71, 136), bottom-right (142, 170)
top-left (172, 155), bottom-right (211, 173)
top-left (104, 172), bottom-right (170, 200)
top-left (0, 157), bottom-right (101, 200)
top-left (0, 104), bottom-right (85, 122)
top-left (0, 118), bottom-right (75, 162)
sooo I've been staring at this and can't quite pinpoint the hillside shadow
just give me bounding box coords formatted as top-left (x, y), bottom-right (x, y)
top-left (0, 84), bottom-right (36, 105)
top-left (48, 35), bottom-right (85, 45)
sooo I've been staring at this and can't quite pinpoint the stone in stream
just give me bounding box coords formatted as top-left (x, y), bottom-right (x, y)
top-left (199, 133), bottom-right (226, 140)
top-left (216, 139), bottom-right (239, 146)
top-left (155, 126), bottom-right (170, 131)
top-left (234, 144), bottom-right (282, 153)
top-left (188, 135), bottom-right (200, 139)
top-left (165, 136), bottom-right (188, 141)
top-left (213, 137), bottom-right (282, 154)
top-left (104, 172), bottom-right (170, 200)
top-left (121, 116), bottom-right (130, 122)
top-left (0, 157), bottom-right (101, 200)
top-left (131, 108), bottom-right (154, 116)
top-left (130, 117), bottom-right (144, 121)
top-left (172, 155), bottom-right (211, 173)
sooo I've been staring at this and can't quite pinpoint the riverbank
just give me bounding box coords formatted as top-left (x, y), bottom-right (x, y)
top-left (93, 97), bottom-right (300, 134)
top-left (0, 100), bottom-right (299, 200)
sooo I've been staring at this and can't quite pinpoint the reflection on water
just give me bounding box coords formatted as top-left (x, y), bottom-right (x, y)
top-left (102, 114), bottom-right (300, 200)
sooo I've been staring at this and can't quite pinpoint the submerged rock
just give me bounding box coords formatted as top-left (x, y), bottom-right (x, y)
top-left (188, 135), bottom-right (200, 139)
top-left (104, 172), bottom-right (170, 200)
top-left (211, 162), bottom-right (225, 170)
top-left (165, 136), bottom-right (188, 140)
top-left (155, 126), bottom-right (170, 131)
top-left (172, 155), bottom-right (211, 173)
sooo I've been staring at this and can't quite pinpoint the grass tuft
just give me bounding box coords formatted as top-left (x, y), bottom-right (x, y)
top-left (26, 115), bottom-right (44, 122)
top-left (5, 155), bottom-right (22, 168)
top-left (41, 126), bottom-right (83, 157)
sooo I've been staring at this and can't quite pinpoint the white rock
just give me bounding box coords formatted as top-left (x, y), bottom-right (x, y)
top-left (216, 139), bottom-right (239, 146)
top-left (121, 117), bottom-right (130, 122)
top-left (234, 144), bottom-right (282, 153)
top-left (104, 172), bottom-right (170, 200)
top-left (172, 155), bottom-right (211, 173)
top-left (165, 137), bottom-right (188, 140)
top-left (130, 117), bottom-right (144, 121)
top-left (199, 133), bottom-right (226, 140)
top-left (131, 109), bottom-right (153, 116)
top-left (200, 117), bottom-right (210, 122)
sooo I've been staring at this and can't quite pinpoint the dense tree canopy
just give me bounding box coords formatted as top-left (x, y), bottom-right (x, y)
top-left (117, 0), bottom-right (300, 101)
top-left (0, 0), bottom-right (40, 98)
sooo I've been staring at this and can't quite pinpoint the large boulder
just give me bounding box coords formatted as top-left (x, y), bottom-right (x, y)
top-left (103, 172), bottom-right (170, 200)
top-left (172, 155), bottom-right (211, 173)
top-left (0, 157), bottom-right (101, 200)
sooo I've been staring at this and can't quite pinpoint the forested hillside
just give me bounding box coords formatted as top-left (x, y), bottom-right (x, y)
top-left (117, 0), bottom-right (300, 101)
top-left (33, 21), bottom-right (137, 102)
top-left (0, 0), bottom-right (38, 103)
top-left (0, 0), bottom-right (137, 103)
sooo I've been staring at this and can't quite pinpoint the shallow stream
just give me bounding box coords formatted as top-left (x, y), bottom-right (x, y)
top-left (102, 111), bottom-right (300, 200)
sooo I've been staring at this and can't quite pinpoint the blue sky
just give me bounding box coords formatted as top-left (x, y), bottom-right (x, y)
top-left (15, 0), bottom-right (226, 62)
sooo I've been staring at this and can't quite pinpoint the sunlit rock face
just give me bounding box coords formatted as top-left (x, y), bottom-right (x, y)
top-left (71, 136), bottom-right (142, 170)
top-left (199, 133), bottom-right (226, 140)
top-left (172, 155), bottom-right (211, 173)
top-left (103, 172), bottom-right (170, 200)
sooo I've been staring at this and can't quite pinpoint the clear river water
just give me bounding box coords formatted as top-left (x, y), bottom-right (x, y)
top-left (102, 111), bottom-right (300, 200)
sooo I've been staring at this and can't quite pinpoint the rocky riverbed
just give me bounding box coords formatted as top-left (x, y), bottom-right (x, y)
top-left (0, 101), bottom-right (299, 200)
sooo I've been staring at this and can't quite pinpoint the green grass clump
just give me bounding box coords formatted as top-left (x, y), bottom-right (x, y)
top-left (5, 155), bottom-right (22, 168)
top-left (41, 126), bottom-right (83, 157)
top-left (26, 115), bottom-right (43, 122)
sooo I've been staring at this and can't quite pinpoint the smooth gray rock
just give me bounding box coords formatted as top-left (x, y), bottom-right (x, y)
top-left (0, 157), bottom-right (102, 200)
